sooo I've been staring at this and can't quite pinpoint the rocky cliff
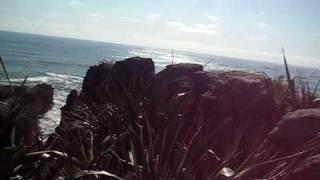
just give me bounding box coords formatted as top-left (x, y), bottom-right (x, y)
top-left (0, 84), bottom-right (53, 147)
top-left (51, 57), bottom-right (320, 179)
top-left (3, 57), bottom-right (320, 179)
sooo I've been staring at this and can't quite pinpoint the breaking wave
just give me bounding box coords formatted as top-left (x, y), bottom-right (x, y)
top-left (11, 72), bottom-right (83, 135)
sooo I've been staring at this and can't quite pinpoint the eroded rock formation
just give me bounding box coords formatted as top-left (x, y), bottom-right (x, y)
top-left (0, 84), bottom-right (53, 146)
top-left (52, 57), bottom-right (285, 179)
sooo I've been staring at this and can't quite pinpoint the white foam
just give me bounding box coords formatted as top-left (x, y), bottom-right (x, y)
top-left (46, 72), bottom-right (83, 81)
top-left (16, 73), bottom-right (83, 135)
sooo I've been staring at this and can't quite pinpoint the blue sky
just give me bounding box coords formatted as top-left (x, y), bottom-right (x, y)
top-left (0, 0), bottom-right (319, 66)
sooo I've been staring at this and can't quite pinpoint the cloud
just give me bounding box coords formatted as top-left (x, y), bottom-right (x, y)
top-left (121, 16), bottom-right (144, 23)
top-left (166, 21), bottom-right (220, 36)
top-left (252, 21), bottom-right (270, 29)
top-left (192, 0), bottom-right (200, 4)
top-left (88, 13), bottom-right (103, 18)
top-left (47, 12), bottom-right (60, 19)
top-left (87, 13), bottom-right (103, 23)
top-left (196, 24), bottom-right (217, 29)
top-left (144, 13), bottom-right (161, 19)
top-left (68, 0), bottom-right (84, 6)
top-left (250, 33), bottom-right (269, 41)
top-left (256, 11), bottom-right (265, 17)
top-left (121, 14), bottom-right (161, 24)
top-left (208, 16), bottom-right (220, 22)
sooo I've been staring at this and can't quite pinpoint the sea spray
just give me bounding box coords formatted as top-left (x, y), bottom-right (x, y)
top-left (9, 72), bottom-right (83, 135)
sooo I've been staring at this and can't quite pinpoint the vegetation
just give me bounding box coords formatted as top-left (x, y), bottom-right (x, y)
top-left (272, 49), bottom-right (320, 115)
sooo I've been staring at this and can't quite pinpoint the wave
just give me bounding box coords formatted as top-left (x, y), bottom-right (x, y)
top-left (10, 76), bottom-right (50, 83)
top-left (10, 72), bottom-right (82, 83)
top-left (46, 72), bottom-right (83, 81)
top-left (141, 48), bottom-right (169, 55)
top-left (9, 72), bottom-right (83, 135)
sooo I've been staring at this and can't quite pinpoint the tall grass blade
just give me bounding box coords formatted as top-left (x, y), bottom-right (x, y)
top-left (21, 76), bottom-right (28, 87)
top-left (312, 80), bottom-right (320, 97)
top-left (0, 56), bottom-right (12, 87)
top-left (282, 48), bottom-right (296, 103)
top-left (72, 170), bottom-right (123, 180)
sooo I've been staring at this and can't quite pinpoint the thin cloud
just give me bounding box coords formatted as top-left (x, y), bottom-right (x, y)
top-left (192, 0), bottom-right (200, 4)
top-left (88, 13), bottom-right (103, 18)
top-left (196, 24), bottom-right (217, 29)
top-left (87, 13), bottom-right (103, 23)
top-left (68, 0), bottom-right (84, 6)
top-left (252, 21), bottom-right (270, 29)
top-left (208, 15), bottom-right (220, 22)
top-left (121, 16), bottom-right (144, 23)
top-left (256, 11), bottom-right (265, 17)
top-left (145, 13), bottom-right (161, 19)
top-left (47, 12), bottom-right (60, 19)
top-left (166, 21), bottom-right (220, 36)
top-left (250, 33), bottom-right (269, 41)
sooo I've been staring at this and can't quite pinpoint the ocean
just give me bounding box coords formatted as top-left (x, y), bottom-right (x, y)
top-left (0, 30), bottom-right (319, 135)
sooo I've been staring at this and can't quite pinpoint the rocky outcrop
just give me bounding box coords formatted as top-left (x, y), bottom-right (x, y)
top-left (52, 57), bottom-right (281, 179)
top-left (291, 154), bottom-right (320, 180)
top-left (44, 56), bottom-right (320, 180)
top-left (0, 84), bottom-right (53, 147)
top-left (149, 67), bottom-right (280, 172)
top-left (81, 57), bottom-right (154, 105)
top-left (235, 108), bottom-right (320, 179)
top-left (268, 108), bottom-right (320, 153)
top-left (202, 71), bottom-right (279, 161)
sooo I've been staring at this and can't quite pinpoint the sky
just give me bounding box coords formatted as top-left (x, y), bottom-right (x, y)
top-left (0, 0), bottom-right (319, 66)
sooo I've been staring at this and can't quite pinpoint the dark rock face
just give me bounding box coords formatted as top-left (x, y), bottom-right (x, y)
top-left (0, 84), bottom-right (53, 146)
top-left (204, 71), bottom-right (279, 159)
top-left (81, 61), bottom-right (113, 104)
top-left (151, 68), bottom-right (279, 167)
top-left (61, 89), bottom-right (78, 112)
top-left (111, 57), bottom-right (154, 97)
top-left (51, 57), bottom-right (320, 179)
top-left (235, 108), bottom-right (320, 179)
top-left (54, 57), bottom-right (280, 179)
top-left (81, 57), bottom-right (154, 104)
top-left (268, 108), bottom-right (320, 153)
top-left (158, 63), bottom-right (203, 77)
top-left (291, 154), bottom-right (320, 180)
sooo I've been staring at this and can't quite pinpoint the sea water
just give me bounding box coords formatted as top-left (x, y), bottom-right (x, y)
top-left (1, 30), bottom-right (319, 135)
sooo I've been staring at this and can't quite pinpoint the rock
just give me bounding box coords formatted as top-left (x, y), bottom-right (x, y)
top-left (202, 71), bottom-right (279, 160)
top-left (53, 57), bottom-right (155, 162)
top-left (26, 84), bottom-right (54, 114)
top-left (81, 57), bottom-right (154, 104)
top-left (0, 83), bottom-right (53, 146)
top-left (53, 58), bottom-right (280, 179)
top-left (268, 108), bottom-right (320, 152)
top-left (111, 57), bottom-right (154, 97)
top-left (81, 61), bottom-right (113, 104)
top-left (152, 68), bottom-right (279, 165)
top-left (61, 89), bottom-right (78, 112)
top-left (159, 63), bottom-right (203, 77)
top-left (290, 154), bottom-right (320, 180)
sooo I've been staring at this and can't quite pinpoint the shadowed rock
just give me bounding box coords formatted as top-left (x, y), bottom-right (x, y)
top-left (268, 108), bottom-right (320, 152)
top-left (54, 57), bottom-right (280, 179)
top-left (151, 68), bottom-right (279, 169)
top-left (0, 84), bottom-right (53, 146)
top-left (291, 154), bottom-right (320, 180)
